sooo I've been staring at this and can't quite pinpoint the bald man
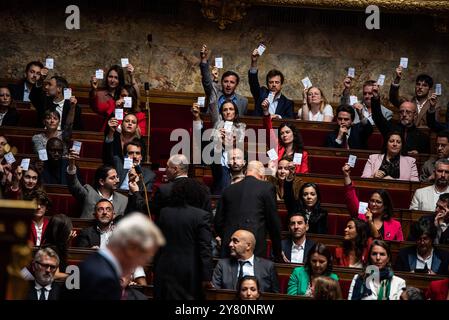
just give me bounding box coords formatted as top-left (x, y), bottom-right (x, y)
top-left (372, 86), bottom-right (430, 154)
top-left (214, 160), bottom-right (282, 261)
top-left (212, 229), bottom-right (279, 293)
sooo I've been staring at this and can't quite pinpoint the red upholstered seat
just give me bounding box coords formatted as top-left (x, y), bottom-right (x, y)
top-left (309, 156), bottom-right (366, 176)
top-left (279, 275), bottom-right (290, 294)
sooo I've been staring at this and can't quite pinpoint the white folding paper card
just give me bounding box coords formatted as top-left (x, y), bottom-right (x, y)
top-left (45, 58), bottom-right (54, 69)
top-left (20, 158), bottom-right (30, 171)
top-left (4, 152), bottom-right (15, 165)
top-left (72, 141), bottom-right (82, 154)
top-left (215, 57), bottom-right (223, 69)
top-left (435, 84), bottom-right (442, 96)
top-left (124, 97), bottom-right (132, 108)
top-left (121, 58), bottom-right (129, 68)
top-left (349, 96), bottom-right (358, 106)
top-left (224, 121), bottom-right (234, 132)
top-left (95, 69), bottom-right (104, 79)
top-left (301, 77), bottom-right (312, 89)
top-left (123, 157), bottom-right (133, 170)
top-left (400, 57), bottom-right (408, 69)
top-left (347, 67), bottom-right (355, 78)
top-left (293, 153), bottom-right (303, 165)
top-left (267, 148), bottom-right (278, 161)
top-left (358, 202), bottom-right (369, 215)
top-left (63, 88), bottom-right (72, 100)
top-left (377, 74), bottom-right (386, 86)
top-left (115, 108), bottom-right (124, 120)
top-left (38, 149), bottom-right (48, 161)
top-left (257, 44), bottom-right (266, 56)
top-left (197, 96), bottom-right (206, 107)
top-left (267, 91), bottom-right (275, 104)
top-left (348, 154), bottom-right (357, 167)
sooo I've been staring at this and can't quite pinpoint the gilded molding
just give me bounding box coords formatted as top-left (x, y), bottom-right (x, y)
top-left (199, 0), bottom-right (250, 30)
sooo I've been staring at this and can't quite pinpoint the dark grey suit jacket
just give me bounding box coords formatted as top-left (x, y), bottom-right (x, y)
top-left (212, 256), bottom-right (279, 293)
top-left (76, 225), bottom-right (101, 248)
top-left (281, 238), bottom-right (316, 263)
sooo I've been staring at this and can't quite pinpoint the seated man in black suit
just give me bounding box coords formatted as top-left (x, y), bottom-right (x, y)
top-left (281, 212), bottom-right (315, 264)
top-left (76, 199), bottom-right (115, 249)
top-left (212, 229), bottom-right (279, 293)
top-left (249, 48), bottom-right (293, 119)
top-left (64, 212), bottom-right (165, 300)
top-left (395, 217), bottom-right (449, 275)
top-left (30, 74), bottom-right (82, 130)
top-left (27, 247), bottom-right (62, 300)
top-left (41, 137), bottom-right (77, 186)
top-left (9, 61), bottom-right (44, 102)
top-left (325, 104), bottom-right (373, 149)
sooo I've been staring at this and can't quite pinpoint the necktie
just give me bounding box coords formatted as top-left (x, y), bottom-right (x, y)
top-left (238, 260), bottom-right (248, 283)
top-left (39, 288), bottom-right (46, 300)
top-left (343, 134), bottom-right (349, 150)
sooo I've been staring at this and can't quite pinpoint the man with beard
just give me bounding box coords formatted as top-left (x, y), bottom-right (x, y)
top-left (9, 61), bottom-right (44, 102)
top-left (396, 216), bottom-right (449, 274)
top-left (67, 149), bottom-right (128, 218)
top-left (372, 85), bottom-right (430, 154)
top-left (27, 247), bottom-right (62, 300)
top-left (389, 66), bottom-right (438, 127)
top-left (281, 212), bottom-right (315, 264)
top-left (228, 148), bottom-right (247, 184)
top-left (420, 130), bottom-right (449, 182)
top-left (212, 229), bottom-right (279, 293)
top-left (76, 199), bottom-right (115, 249)
top-left (410, 159), bottom-right (449, 211)
top-left (325, 104), bottom-right (373, 149)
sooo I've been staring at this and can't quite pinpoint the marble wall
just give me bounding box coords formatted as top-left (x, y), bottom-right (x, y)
top-left (1, 1), bottom-right (449, 105)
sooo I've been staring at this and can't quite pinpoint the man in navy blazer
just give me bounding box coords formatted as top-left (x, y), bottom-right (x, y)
top-left (212, 230), bottom-right (279, 293)
top-left (8, 61), bottom-right (44, 102)
top-left (248, 48), bottom-right (294, 119)
top-left (325, 104), bottom-right (373, 149)
top-left (281, 213), bottom-right (316, 264)
top-left (63, 213), bottom-right (165, 300)
top-left (395, 217), bottom-right (449, 275)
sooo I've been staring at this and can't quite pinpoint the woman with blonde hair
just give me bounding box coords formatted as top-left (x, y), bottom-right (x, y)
top-left (298, 86), bottom-right (333, 122)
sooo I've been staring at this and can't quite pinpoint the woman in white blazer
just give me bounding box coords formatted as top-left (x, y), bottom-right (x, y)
top-left (348, 240), bottom-right (406, 300)
top-left (362, 131), bottom-right (419, 181)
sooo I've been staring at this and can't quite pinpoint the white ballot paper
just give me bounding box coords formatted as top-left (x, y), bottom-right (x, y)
top-left (115, 108), bottom-right (124, 120)
top-left (349, 96), bottom-right (358, 106)
top-left (257, 44), bottom-right (266, 56)
top-left (123, 157), bottom-right (133, 170)
top-left (347, 67), bottom-right (355, 78)
top-left (400, 57), bottom-right (408, 69)
top-left (435, 84), bottom-right (442, 96)
top-left (38, 149), bottom-right (48, 161)
top-left (348, 154), bottom-right (357, 167)
top-left (20, 158), bottom-right (30, 171)
top-left (197, 97), bottom-right (206, 108)
top-left (293, 153), bottom-right (303, 165)
top-left (63, 88), bottom-right (72, 100)
top-left (377, 74), bottom-right (386, 86)
top-left (267, 91), bottom-right (275, 104)
top-left (215, 57), bottom-right (223, 69)
top-left (124, 97), bottom-right (132, 108)
top-left (267, 148), bottom-right (278, 161)
top-left (72, 141), bottom-right (82, 154)
top-left (302, 77), bottom-right (312, 89)
top-left (95, 69), bottom-right (104, 79)
top-left (4, 152), bottom-right (15, 165)
top-left (358, 202), bottom-right (369, 215)
top-left (224, 121), bottom-right (233, 132)
top-left (45, 58), bottom-right (54, 69)
top-left (121, 58), bottom-right (129, 68)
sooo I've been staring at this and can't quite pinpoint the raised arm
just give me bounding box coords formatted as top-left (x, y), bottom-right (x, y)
top-left (248, 48), bottom-right (261, 102)
top-left (371, 85), bottom-right (391, 138)
top-left (342, 164), bottom-right (359, 218)
top-left (388, 66), bottom-right (403, 108)
top-left (199, 44), bottom-right (214, 97)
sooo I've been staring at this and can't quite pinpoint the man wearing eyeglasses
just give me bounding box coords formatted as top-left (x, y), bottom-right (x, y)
top-left (76, 199), bottom-right (115, 249)
top-left (27, 247), bottom-right (61, 300)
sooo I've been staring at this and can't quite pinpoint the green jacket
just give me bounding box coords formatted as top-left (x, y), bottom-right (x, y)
top-left (287, 266), bottom-right (339, 295)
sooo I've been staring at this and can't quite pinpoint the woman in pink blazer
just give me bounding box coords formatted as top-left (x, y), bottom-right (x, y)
top-left (342, 164), bottom-right (404, 241)
top-left (362, 131), bottom-right (418, 181)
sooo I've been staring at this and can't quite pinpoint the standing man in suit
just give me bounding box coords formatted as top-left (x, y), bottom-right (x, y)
top-left (325, 105), bottom-right (373, 149)
top-left (27, 247), bottom-right (62, 300)
top-left (199, 44), bottom-right (248, 116)
top-left (396, 217), bottom-right (449, 275)
top-left (8, 61), bottom-right (44, 102)
top-left (281, 212), bottom-right (315, 264)
top-left (76, 199), bottom-right (115, 249)
top-left (65, 213), bottom-right (165, 300)
top-left (215, 160), bottom-right (282, 261)
top-left (212, 229), bottom-right (279, 293)
top-left (410, 159), bottom-right (449, 211)
top-left (249, 48), bottom-right (293, 119)
top-left (67, 150), bottom-right (128, 218)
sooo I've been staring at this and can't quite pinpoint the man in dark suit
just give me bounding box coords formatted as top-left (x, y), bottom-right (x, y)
top-left (30, 75), bottom-right (82, 130)
top-left (8, 61), bottom-right (44, 102)
top-left (27, 247), bottom-right (62, 300)
top-left (41, 137), bottom-right (77, 186)
top-left (215, 160), bottom-right (282, 260)
top-left (212, 229), bottom-right (279, 293)
top-left (396, 217), bottom-right (449, 275)
top-left (0, 86), bottom-right (20, 126)
top-left (281, 212), bottom-right (315, 264)
top-left (76, 199), bottom-right (115, 248)
top-left (64, 213), bottom-right (165, 300)
top-left (249, 48), bottom-right (293, 119)
top-left (325, 104), bottom-right (373, 149)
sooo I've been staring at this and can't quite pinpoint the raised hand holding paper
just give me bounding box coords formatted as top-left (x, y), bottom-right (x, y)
top-left (215, 57), bottom-right (223, 69)
top-left (72, 141), bottom-right (82, 154)
top-left (358, 202), bottom-right (369, 215)
top-left (257, 44), bottom-right (266, 56)
top-left (347, 67), bottom-right (355, 78)
top-left (400, 57), bottom-right (408, 69)
top-left (124, 97), bottom-right (132, 108)
top-left (197, 96), bottom-right (206, 108)
top-left (4, 152), bottom-right (16, 165)
top-left (302, 77), bottom-right (312, 89)
top-left (435, 84), bottom-right (442, 96)
top-left (63, 88), bottom-right (72, 100)
top-left (267, 148), bottom-right (278, 161)
top-left (267, 91), bottom-right (275, 104)
top-left (349, 96), bottom-right (358, 106)
top-left (121, 58), bottom-right (129, 68)
top-left (293, 153), bottom-right (303, 165)
top-left (224, 121), bottom-right (233, 132)
top-left (38, 149), bottom-right (48, 161)
top-left (377, 74), bottom-right (386, 86)
top-left (95, 69), bottom-right (104, 79)
top-left (123, 158), bottom-right (133, 170)
top-left (115, 108), bottom-right (124, 120)
top-left (348, 155), bottom-right (357, 168)
top-left (20, 158), bottom-right (30, 171)
top-left (45, 58), bottom-right (54, 69)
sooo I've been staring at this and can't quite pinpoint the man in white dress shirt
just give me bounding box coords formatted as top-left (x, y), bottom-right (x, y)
top-left (27, 247), bottom-right (61, 300)
top-left (281, 212), bottom-right (315, 264)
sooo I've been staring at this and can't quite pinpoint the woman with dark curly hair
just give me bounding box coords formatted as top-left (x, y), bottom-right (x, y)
top-left (334, 218), bottom-right (372, 268)
top-left (342, 163), bottom-right (403, 241)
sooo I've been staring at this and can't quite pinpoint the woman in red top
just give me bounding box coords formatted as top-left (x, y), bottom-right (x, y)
top-left (334, 218), bottom-right (372, 268)
top-left (89, 64), bottom-right (139, 131)
top-left (262, 103), bottom-right (308, 173)
top-left (114, 85), bottom-right (147, 136)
